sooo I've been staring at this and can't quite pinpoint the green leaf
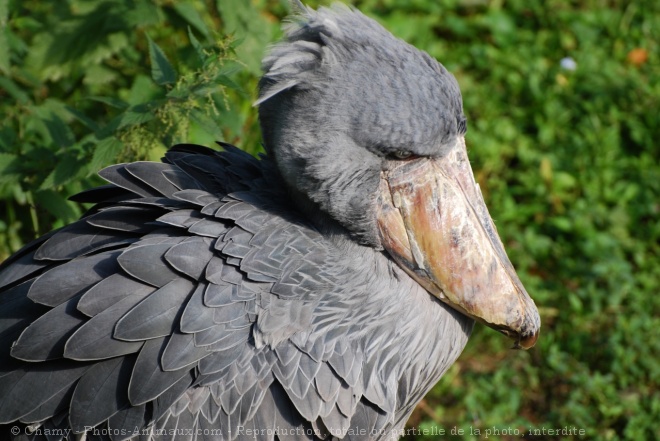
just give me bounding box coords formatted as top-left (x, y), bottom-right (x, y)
top-left (146, 34), bottom-right (176, 86)
top-left (166, 88), bottom-right (190, 100)
top-left (174, 3), bottom-right (210, 38)
top-left (96, 103), bottom-right (158, 138)
top-left (116, 106), bottom-right (156, 130)
top-left (127, 75), bottom-right (162, 106)
top-left (34, 190), bottom-right (79, 223)
top-left (216, 0), bottom-right (274, 74)
top-left (0, 76), bottom-right (29, 104)
top-left (65, 106), bottom-right (100, 132)
top-left (0, 30), bottom-right (10, 75)
top-left (0, 0), bottom-right (9, 75)
top-left (39, 154), bottom-right (83, 190)
top-left (214, 74), bottom-right (247, 97)
top-left (42, 113), bottom-right (75, 148)
top-left (0, 152), bottom-right (19, 184)
top-left (0, 126), bottom-right (15, 150)
top-left (83, 64), bottom-right (118, 86)
top-left (189, 108), bottom-right (223, 140)
top-left (0, 0), bottom-right (7, 27)
top-left (188, 26), bottom-right (205, 62)
top-left (90, 137), bottom-right (124, 172)
top-left (125, 1), bottom-right (161, 27)
top-left (88, 96), bottom-right (129, 109)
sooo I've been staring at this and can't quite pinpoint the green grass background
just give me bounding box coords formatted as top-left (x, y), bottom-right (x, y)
top-left (0, 0), bottom-right (658, 439)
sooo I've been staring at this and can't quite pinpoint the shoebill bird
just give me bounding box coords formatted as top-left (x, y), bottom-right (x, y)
top-left (0, 3), bottom-right (539, 441)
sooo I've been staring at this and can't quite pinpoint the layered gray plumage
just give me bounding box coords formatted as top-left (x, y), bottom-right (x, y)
top-left (0, 4), bottom-right (484, 441)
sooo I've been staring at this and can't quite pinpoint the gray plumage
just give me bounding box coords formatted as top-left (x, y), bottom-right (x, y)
top-left (258, 3), bottom-right (464, 247)
top-left (0, 4), bottom-right (478, 441)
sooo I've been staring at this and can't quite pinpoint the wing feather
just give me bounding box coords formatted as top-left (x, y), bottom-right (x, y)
top-left (11, 295), bottom-right (87, 362)
top-left (107, 404), bottom-right (147, 441)
top-left (69, 355), bottom-right (137, 432)
top-left (86, 206), bottom-right (162, 233)
top-left (164, 237), bottom-right (215, 280)
top-left (116, 242), bottom-right (184, 288)
top-left (124, 162), bottom-right (183, 198)
top-left (18, 383), bottom-right (74, 425)
top-left (114, 278), bottom-right (195, 341)
top-left (128, 338), bottom-right (193, 406)
top-left (28, 250), bottom-right (121, 307)
top-left (99, 164), bottom-right (162, 198)
top-left (150, 371), bottom-right (195, 425)
top-left (0, 361), bottom-right (91, 423)
top-left (64, 289), bottom-right (151, 361)
top-left (0, 280), bottom-right (46, 361)
top-left (197, 345), bottom-right (244, 376)
top-left (77, 273), bottom-right (155, 317)
top-left (34, 221), bottom-right (137, 261)
top-left (161, 331), bottom-right (210, 371)
top-left (179, 283), bottom-right (215, 333)
top-left (0, 233), bottom-right (55, 290)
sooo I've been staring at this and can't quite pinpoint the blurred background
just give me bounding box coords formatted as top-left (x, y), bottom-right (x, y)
top-left (0, 0), bottom-right (658, 439)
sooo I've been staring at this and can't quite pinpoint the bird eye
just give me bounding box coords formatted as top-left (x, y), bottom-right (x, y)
top-left (391, 150), bottom-right (413, 160)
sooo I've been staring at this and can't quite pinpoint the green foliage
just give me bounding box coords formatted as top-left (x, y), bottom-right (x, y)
top-left (0, 0), bottom-right (658, 440)
top-left (0, 0), bottom-right (278, 252)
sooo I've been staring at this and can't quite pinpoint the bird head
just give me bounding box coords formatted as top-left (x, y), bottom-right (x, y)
top-left (257, 3), bottom-right (539, 349)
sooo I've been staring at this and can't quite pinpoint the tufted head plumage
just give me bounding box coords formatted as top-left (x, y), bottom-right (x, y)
top-left (257, 3), bottom-right (466, 246)
top-left (258, 3), bottom-right (466, 154)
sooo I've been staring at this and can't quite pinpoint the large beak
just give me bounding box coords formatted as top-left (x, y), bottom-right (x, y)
top-left (376, 137), bottom-right (540, 349)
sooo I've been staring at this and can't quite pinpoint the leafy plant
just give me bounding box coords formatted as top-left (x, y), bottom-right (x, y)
top-left (0, 0), bottom-right (279, 255)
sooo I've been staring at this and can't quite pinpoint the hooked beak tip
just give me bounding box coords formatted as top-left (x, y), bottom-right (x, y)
top-left (512, 329), bottom-right (539, 350)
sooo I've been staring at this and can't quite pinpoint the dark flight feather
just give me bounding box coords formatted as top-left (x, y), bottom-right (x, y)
top-left (114, 278), bottom-right (194, 341)
top-left (179, 283), bottom-right (215, 333)
top-left (69, 355), bottom-right (137, 432)
top-left (64, 290), bottom-right (149, 361)
top-left (161, 331), bottom-right (210, 371)
top-left (124, 162), bottom-right (183, 198)
top-left (10, 294), bottom-right (86, 362)
top-left (77, 273), bottom-right (156, 317)
top-left (0, 361), bottom-right (91, 423)
top-left (27, 251), bottom-right (120, 307)
top-left (116, 242), bottom-right (183, 288)
top-left (128, 338), bottom-right (192, 406)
